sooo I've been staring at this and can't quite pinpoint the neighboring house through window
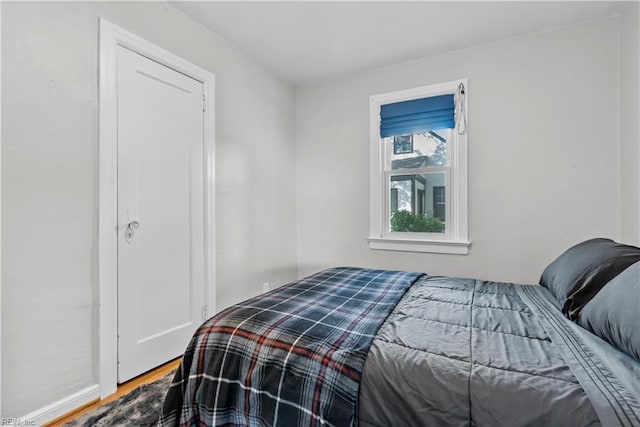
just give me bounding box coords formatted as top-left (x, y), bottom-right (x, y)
top-left (433, 186), bottom-right (445, 221)
top-left (368, 79), bottom-right (469, 254)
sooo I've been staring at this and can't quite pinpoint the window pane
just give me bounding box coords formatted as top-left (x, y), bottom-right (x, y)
top-left (389, 172), bottom-right (446, 234)
top-left (386, 130), bottom-right (449, 170)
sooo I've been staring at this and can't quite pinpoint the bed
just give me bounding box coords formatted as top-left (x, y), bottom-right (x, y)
top-left (159, 239), bottom-right (640, 426)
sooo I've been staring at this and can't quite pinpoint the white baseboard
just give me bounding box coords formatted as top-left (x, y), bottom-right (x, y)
top-left (20, 384), bottom-right (99, 426)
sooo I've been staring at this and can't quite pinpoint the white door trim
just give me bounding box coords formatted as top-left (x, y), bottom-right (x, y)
top-left (98, 18), bottom-right (215, 398)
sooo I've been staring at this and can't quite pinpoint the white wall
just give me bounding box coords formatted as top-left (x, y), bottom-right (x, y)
top-left (296, 17), bottom-right (620, 284)
top-left (619, 2), bottom-right (640, 245)
top-left (1, 1), bottom-right (297, 417)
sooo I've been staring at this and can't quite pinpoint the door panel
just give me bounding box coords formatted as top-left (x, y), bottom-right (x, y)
top-left (117, 46), bottom-right (205, 382)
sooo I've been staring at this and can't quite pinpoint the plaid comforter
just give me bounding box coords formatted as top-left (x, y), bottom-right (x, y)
top-left (159, 267), bottom-right (422, 427)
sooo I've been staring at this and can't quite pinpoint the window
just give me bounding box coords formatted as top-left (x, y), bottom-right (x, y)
top-left (393, 135), bottom-right (413, 154)
top-left (368, 79), bottom-right (469, 254)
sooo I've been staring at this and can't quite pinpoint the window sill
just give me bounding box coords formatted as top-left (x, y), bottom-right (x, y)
top-left (367, 237), bottom-right (470, 255)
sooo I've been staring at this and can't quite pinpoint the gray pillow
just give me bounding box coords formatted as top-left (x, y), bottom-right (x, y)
top-left (539, 238), bottom-right (640, 320)
top-left (578, 261), bottom-right (640, 361)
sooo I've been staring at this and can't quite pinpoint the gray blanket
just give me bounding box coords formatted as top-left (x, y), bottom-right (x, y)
top-left (358, 276), bottom-right (640, 426)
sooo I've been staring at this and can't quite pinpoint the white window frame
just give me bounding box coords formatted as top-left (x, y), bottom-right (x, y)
top-left (368, 79), bottom-right (469, 255)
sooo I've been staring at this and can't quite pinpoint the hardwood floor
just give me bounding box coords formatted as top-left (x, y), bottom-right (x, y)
top-left (44, 358), bottom-right (182, 426)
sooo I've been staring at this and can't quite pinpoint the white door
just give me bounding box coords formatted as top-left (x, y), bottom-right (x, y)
top-left (117, 46), bottom-right (206, 382)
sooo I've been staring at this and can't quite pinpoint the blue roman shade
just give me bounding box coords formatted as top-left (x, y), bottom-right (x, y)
top-left (380, 94), bottom-right (455, 138)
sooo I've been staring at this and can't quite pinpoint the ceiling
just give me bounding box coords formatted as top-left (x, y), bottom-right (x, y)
top-left (171, 1), bottom-right (625, 86)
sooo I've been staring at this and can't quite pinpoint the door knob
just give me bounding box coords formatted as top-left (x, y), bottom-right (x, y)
top-left (125, 221), bottom-right (140, 243)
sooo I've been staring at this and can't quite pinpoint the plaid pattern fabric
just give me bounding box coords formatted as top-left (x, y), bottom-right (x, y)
top-left (159, 267), bottom-right (422, 427)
